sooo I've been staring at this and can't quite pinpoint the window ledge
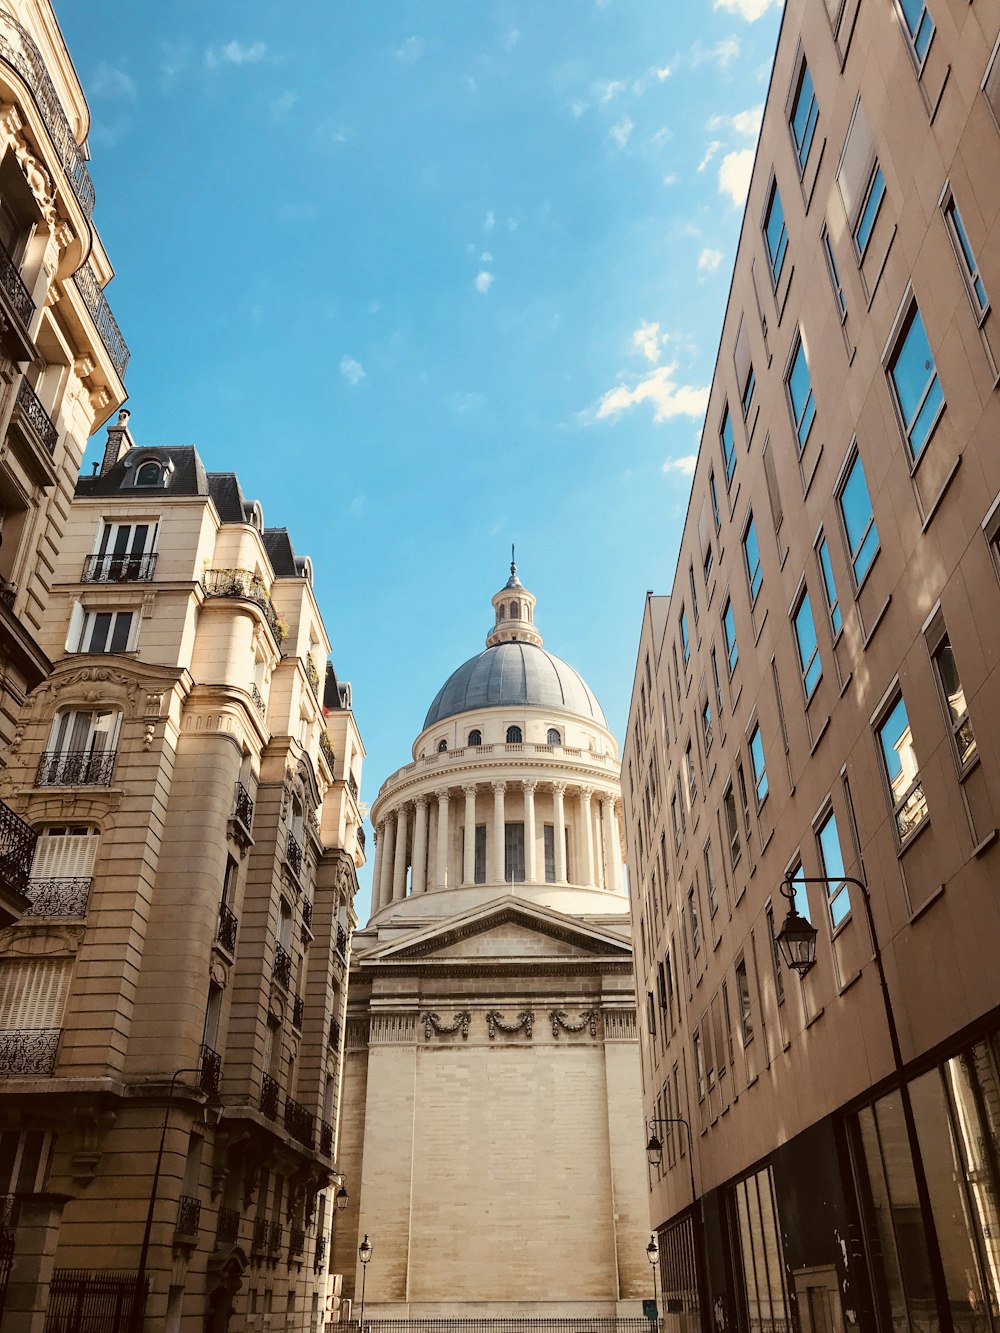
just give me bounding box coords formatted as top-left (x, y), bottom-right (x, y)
top-left (753, 607), bottom-right (769, 646)
top-left (809, 715), bottom-right (831, 756)
top-left (919, 454), bottom-right (961, 532)
top-left (805, 1005), bottom-right (826, 1029)
top-left (908, 881), bottom-right (946, 925)
top-left (897, 813), bottom-right (932, 859)
top-left (760, 826), bottom-right (774, 855)
top-left (839, 670), bottom-right (853, 699)
top-left (973, 829), bottom-right (998, 858)
top-left (838, 968), bottom-right (863, 997)
top-left (861, 595), bottom-right (892, 651)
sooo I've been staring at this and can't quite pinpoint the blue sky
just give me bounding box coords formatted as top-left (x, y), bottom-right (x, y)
top-left (57, 0), bottom-right (782, 918)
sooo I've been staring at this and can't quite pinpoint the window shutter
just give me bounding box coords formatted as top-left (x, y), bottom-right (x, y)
top-left (837, 99), bottom-right (874, 227)
top-left (0, 959), bottom-right (72, 1030)
top-left (31, 830), bottom-right (99, 880)
top-left (733, 320), bottom-right (752, 398)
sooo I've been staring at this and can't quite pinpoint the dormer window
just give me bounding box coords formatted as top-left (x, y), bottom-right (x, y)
top-left (134, 461), bottom-right (162, 487)
top-left (468, 729), bottom-right (482, 747)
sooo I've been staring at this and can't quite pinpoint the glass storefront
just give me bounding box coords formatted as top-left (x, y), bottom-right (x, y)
top-left (659, 1213), bottom-right (700, 1333)
top-left (730, 1166), bottom-right (795, 1333)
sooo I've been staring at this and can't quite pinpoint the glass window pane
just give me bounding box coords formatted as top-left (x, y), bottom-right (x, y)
top-left (854, 1105), bottom-right (914, 1329)
top-left (942, 1045), bottom-right (1000, 1313)
top-left (899, 0), bottom-right (934, 57)
top-left (934, 641), bottom-right (977, 765)
top-left (872, 1092), bottom-right (940, 1323)
top-left (750, 726), bottom-right (767, 803)
top-left (855, 166), bottom-right (885, 254)
top-left (724, 601), bottom-right (738, 673)
top-left (792, 65), bottom-right (818, 166)
top-left (109, 613), bottom-right (132, 654)
top-left (818, 539), bottom-right (842, 634)
top-left (794, 592), bottom-right (821, 696)
top-left (765, 187), bottom-right (788, 281)
top-left (721, 410), bottom-right (736, 484)
top-left (891, 309), bottom-right (941, 452)
top-left (878, 697), bottom-right (919, 801)
top-left (788, 342), bottom-right (816, 446)
top-left (840, 455), bottom-right (879, 584)
top-left (816, 811), bottom-right (849, 927)
top-left (744, 519), bottom-right (762, 602)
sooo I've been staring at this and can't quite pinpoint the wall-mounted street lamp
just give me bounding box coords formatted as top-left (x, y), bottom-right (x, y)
top-left (645, 1233), bottom-right (659, 1317)
top-left (773, 880), bottom-right (819, 976)
top-left (644, 1115), bottom-right (708, 1332)
top-left (358, 1232), bottom-right (373, 1332)
top-left (335, 1184), bottom-right (349, 1212)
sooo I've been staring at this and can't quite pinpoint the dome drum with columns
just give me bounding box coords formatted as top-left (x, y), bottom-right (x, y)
top-left (368, 559), bottom-right (627, 921)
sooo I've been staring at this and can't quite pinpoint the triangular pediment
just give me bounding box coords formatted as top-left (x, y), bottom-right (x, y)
top-left (359, 895), bottom-right (633, 965)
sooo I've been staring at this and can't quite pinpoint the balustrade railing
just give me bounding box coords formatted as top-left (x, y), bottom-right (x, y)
top-left (203, 569), bottom-right (285, 644)
top-left (347, 772), bottom-right (359, 799)
top-left (0, 1028), bottom-right (59, 1075)
top-left (81, 552), bottom-right (156, 583)
top-left (260, 1073), bottom-right (279, 1120)
top-left (0, 798), bottom-right (36, 896)
top-left (285, 834), bottom-right (303, 880)
top-left (273, 943), bottom-right (292, 990)
top-left (356, 824), bottom-right (366, 855)
top-left (216, 1206), bottom-right (240, 1244)
top-left (289, 1226), bottom-right (305, 1258)
top-left (0, 11), bottom-right (96, 216)
top-left (305, 656), bottom-right (320, 697)
top-left (233, 781), bottom-right (254, 831)
top-left (250, 682), bottom-right (266, 718)
top-left (15, 377), bottom-right (57, 454)
top-left (0, 241), bottom-right (33, 328)
top-left (283, 1097), bottom-right (314, 1148)
top-left (319, 1120), bottom-right (334, 1157)
top-left (36, 750), bottom-right (116, 787)
top-left (199, 1043), bottom-right (222, 1095)
top-left (72, 261), bottom-right (129, 378)
top-left (216, 903), bottom-right (238, 955)
top-left (291, 995), bottom-right (304, 1030)
top-left (25, 876), bottom-right (90, 918)
top-left (176, 1195), bottom-right (201, 1237)
top-left (269, 1221), bottom-right (283, 1254)
top-left (252, 1216), bottom-right (270, 1254)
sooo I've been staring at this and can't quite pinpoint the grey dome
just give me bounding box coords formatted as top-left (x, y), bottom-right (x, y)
top-left (423, 642), bottom-right (607, 731)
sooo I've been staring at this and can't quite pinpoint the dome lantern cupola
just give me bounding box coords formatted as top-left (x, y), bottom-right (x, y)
top-left (486, 548), bottom-right (542, 649)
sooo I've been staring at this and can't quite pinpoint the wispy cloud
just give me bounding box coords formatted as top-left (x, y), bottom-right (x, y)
top-left (609, 115), bottom-right (634, 149)
top-left (663, 172), bottom-right (678, 186)
top-left (718, 148), bottom-right (755, 205)
top-left (698, 248), bottom-right (723, 272)
top-left (475, 271), bottom-right (495, 294)
top-left (697, 140), bottom-right (722, 172)
top-left (395, 35), bottom-right (425, 64)
top-left (270, 91), bottom-right (297, 117)
top-left (204, 40), bottom-right (268, 70)
top-left (595, 78), bottom-right (626, 103)
top-left (632, 321), bottom-right (668, 364)
top-left (340, 355), bottom-right (366, 386)
top-left (714, 0), bottom-right (781, 20)
top-left (590, 365), bottom-right (709, 425)
top-left (662, 455), bottom-right (698, 476)
top-left (708, 104), bottom-right (764, 137)
top-left (502, 27), bottom-right (521, 52)
top-left (688, 37), bottom-right (741, 68)
top-left (90, 63), bottom-right (136, 100)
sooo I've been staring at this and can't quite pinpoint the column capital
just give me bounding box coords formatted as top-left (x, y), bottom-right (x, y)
top-left (551, 781), bottom-right (567, 796)
top-left (413, 795), bottom-right (429, 810)
top-left (436, 790), bottom-right (450, 807)
top-left (578, 786), bottom-right (594, 801)
top-left (491, 779), bottom-right (507, 794)
top-left (462, 784), bottom-right (478, 797)
top-left (522, 778), bottom-right (538, 794)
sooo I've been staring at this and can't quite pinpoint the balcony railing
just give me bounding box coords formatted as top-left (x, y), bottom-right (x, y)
top-left (0, 1028), bottom-right (59, 1076)
top-left (289, 1227), bottom-right (305, 1259)
top-left (305, 656), bottom-right (320, 697)
top-left (273, 943), bottom-right (292, 990)
top-left (0, 12), bottom-right (96, 217)
top-left (81, 552), bottom-right (156, 583)
top-left (314, 1233), bottom-right (327, 1273)
top-left (14, 377), bottom-right (57, 455)
top-left (216, 1206), bottom-right (240, 1245)
top-left (291, 995), bottom-right (304, 1030)
top-left (301, 897), bottom-right (313, 933)
top-left (200, 1043), bottom-right (222, 1095)
top-left (203, 569), bottom-right (286, 645)
top-left (319, 1121), bottom-right (333, 1158)
top-left (233, 781), bottom-right (254, 831)
top-left (269, 1221), bottom-right (283, 1254)
top-left (36, 750), bottom-right (116, 787)
top-left (356, 824), bottom-right (366, 856)
top-left (0, 798), bottom-right (37, 895)
top-left (72, 261), bottom-right (129, 379)
top-left (250, 682), bottom-right (266, 719)
top-left (251, 1216), bottom-right (270, 1254)
top-left (336, 923), bottom-right (349, 957)
top-left (216, 903), bottom-right (238, 955)
top-left (25, 877), bottom-right (90, 918)
top-left (283, 1097), bottom-right (314, 1149)
top-left (319, 731), bottom-right (335, 771)
top-left (347, 772), bottom-right (359, 800)
top-left (285, 834), bottom-right (302, 881)
top-left (260, 1073), bottom-right (279, 1120)
top-left (176, 1195), bottom-right (201, 1237)
top-left (0, 242), bottom-right (33, 329)
top-left (328, 1018), bottom-right (341, 1051)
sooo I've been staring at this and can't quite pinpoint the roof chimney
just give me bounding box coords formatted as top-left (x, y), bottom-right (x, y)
top-left (100, 408), bottom-right (133, 476)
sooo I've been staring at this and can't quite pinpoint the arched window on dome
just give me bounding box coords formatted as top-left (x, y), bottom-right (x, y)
top-left (527, 606), bottom-right (532, 621)
top-left (437, 738), bottom-right (448, 753)
top-left (468, 729), bottom-right (482, 747)
top-left (547, 728), bottom-right (561, 746)
top-left (135, 460), bottom-right (162, 487)
top-left (509, 600), bottom-right (520, 619)
top-left (506, 725), bottom-right (522, 744)
top-left (497, 606), bottom-right (505, 621)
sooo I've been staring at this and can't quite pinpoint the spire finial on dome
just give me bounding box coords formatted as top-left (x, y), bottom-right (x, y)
top-left (511, 543), bottom-right (516, 578)
top-left (487, 550), bottom-right (540, 648)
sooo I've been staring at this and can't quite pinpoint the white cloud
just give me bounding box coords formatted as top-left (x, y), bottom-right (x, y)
top-left (662, 455), bottom-right (698, 476)
top-left (570, 98), bottom-right (588, 118)
top-left (91, 63), bottom-right (136, 99)
top-left (395, 35), bottom-right (425, 63)
top-left (631, 321), bottom-right (667, 364)
top-left (718, 148), bottom-right (755, 205)
top-left (714, 0), bottom-right (781, 20)
top-left (655, 65), bottom-right (672, 80)
top-left (609, 115), bottom-right (634, 149)
top-left (204, 40), bottom-right (267, 69)
top-left (662, 172), bottom-right (678, 186)
top-left (484, 210), bottom-right (496, 232)
top-left (339, 355), bottom-right (366, 386)
top-left (597, 78), bottom-right (626, 103)
top-left (698, 248), bottom-right (723, 272)
top-left (480, 251), bottom-right (493, 262)
top-left (502, 27), bottom-right (521, 51)
top-left (697, 140), bottom-right (722, 172)
top-left (270, 90), bottom-right (297, 117)
top-left (593, 365), bottom-right (710, 425)
top-left (475, 271), bottom-right (495, 293)
top-left (690, 37), bottom-right (741, 68)
top-left (708, 104), bottom-right (764, 137)
top-left (465, 75), bottom-right (478, 92)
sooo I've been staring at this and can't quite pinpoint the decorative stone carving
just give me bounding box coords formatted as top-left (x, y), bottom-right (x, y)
top-left (71, 1105), bottom-right (117, 1186)
top-left (485, 1009), bottom-right (533, 1040)
top-left (421, 1010), bottom-right (471, 1040)
top-left (0, 922), bottom-right (85, 958)
top-left (549, 1009), bottom-right (600, 1038)
top-left (12, 135), bottom-right (56, 226)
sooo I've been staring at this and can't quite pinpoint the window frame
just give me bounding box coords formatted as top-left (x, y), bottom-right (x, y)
top-left (792, 588), bottom-right (822, 700)
top-left (929, 632), bottom-right (977, 775)
top-left (75, 607), bottom-right (138, 655)
top-left (723, 783), bottom-right (742, 869)
top-left (709, 470), bottom-right (722, 530)
top-left (735, 957), bottom-right (753, 1045)
top-left (821, 226), bottom-right (847, 322)
top-left (872, 687), bottom-right (929, 846)
top-left (722, 598), bottom-right (739, 676)
top-left (853, 163), bottom-right (886, 262)
top-left (884, 299), bottom-right (945, 464)
top-left (836, 447), bottom-right (880, 590)
top-left (763, 178), bottom-right (789, 287)
top-left (720, 406), bottom-right (737, 489)
top-left (815, 805), bottom-right (851, 928)
top-left (815, 532), bottom-right (843, 637)
top-left (785, 334), bottom-right (817, 452)
top-left (789, 59), bottom-right (819, 173)
top-left (894, 0), bottom-right (934, 70)
top-left (941, 190), bottom-right (989, 323)
top-left (748, 723), bottom-right (768, 808)
top-left (742, 514), bottom-right (763, 606)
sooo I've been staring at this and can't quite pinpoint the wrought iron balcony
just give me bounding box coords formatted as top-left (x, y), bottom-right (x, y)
top-left (305, 656), bottom-right (320, 697)
top-left (285, 834), bottom-right (302, 881)
top-left (283, 1097), bottom-right (314, 1149)
top-left (73, 261), bottom-right (129, 379)
top-left (199, 1043), bottom-right (222, 1095)
top-left (0, 1028), bottom-right (59, 1076)
top-left (268, 1221), bottom-right (283, 1254)
top-left (319, 731), bottom-right (334, 771)
top-left (176, 1195), bottom-right (201, 1237)
top-left (203, 569), bottom-right (285, 645)
top-left (289, 1227), bottom-right (305, 1259)
top-left (260, 1073), bottom-right (279, 1120)
top-left (0, 798), bottom-right (37, 896)
top-left (216, 903), bottom-right (238, 956)
top-left (356, 824), bottom-right (366, 855)
top-left (301, 897), bottom-right (313, 933)
top-left (233, 781), bottom-right (254, 831)
top-left (319, 1120), bottom-right (333, 1158)
top-left (347, 772), bottom-right (359, 800)
top-left (81, 552), bottom-right (156, 583)
top-left (14, 377), bottom-right (57, 455)
top-left (216, 1206), bottom-right (240, 1245)
top-left (0, 1194), bottom-right (16, 1228)
top-left (273, 943), bottom-right (292, 990)
top-left (25, 877), bottom-right (91, 918)
top-left (0, 242), bottom-right (33, 330)
top-left (291, 995), bottom-right (304, 1030)
top-left (328, 1017), bottom-right (341, 1051)
top-left (250, 682), bottom-right (266, 718)
top-left (336, 923), bottom-right (349, 957)
top-left (251, 1216), bottom-right (270, 1254)
top-left (314, 1233), bottom-right (327, 1273)
top-left (36, 750), bottom-right (116, 787)
top-left (0, 12), bottom-right (96, 217)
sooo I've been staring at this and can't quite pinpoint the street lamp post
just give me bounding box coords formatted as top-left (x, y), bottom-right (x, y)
top-left (773, 874), bottom-right (952, 1318)
top-left (357, 1232), bottom-right (373, 1333)
top-left (644, 1116), bottom-right (708, 1333)
top-left (645, 1233), bottom-right (659, 1324)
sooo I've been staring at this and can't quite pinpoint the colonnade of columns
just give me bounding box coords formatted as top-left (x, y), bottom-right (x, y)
top-left (369, 779), bottom-right (624, 915)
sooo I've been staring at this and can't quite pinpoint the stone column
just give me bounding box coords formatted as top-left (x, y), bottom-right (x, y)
top-left (411, 797), bottom-right (429, 894)
top-left (552, 782), bottom-right (567, 883)
top-left (463, 785), bottom-right (478, 884)
top-left (376, 816), bottom-right (395, 913)
top-left (602, 794), bottom-right (617, 891)
top-left (435, 791), bottom-right (450, 889)
top-left (6, 1193), bottom-right (70, 1333)
top-left (370, 823), bottom-right (384, 911)
top-left (523, 779), bottom-right (537, 883)
top-left (579, 787), bottom-right (595, 886)
top-left (491, 780), bottom-right (506, 883)
top-left (392, 805), bottom-right (409, 901)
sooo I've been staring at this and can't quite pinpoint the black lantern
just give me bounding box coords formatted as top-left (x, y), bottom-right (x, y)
top-left (335, 1185), bottom-right (349, 1213)
top-left (359, 1233), bottom-right (373, 1264)
top-left (775, 901), bottom-right (819, 976)
top-left (646, 1236), bottom-right (659, 1266)
top-left (645, 1132), bottom-right (664, 1169)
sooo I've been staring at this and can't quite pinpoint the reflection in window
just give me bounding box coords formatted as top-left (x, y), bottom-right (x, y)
top-left (735, 959), bottom-right (753, 1043)
top-left (749, 725), bottom-right (768, 805)
top-left (743, 517), bottom-right (762, 604)
top-left (786, 338), bottom-right (816, 450)
top-left (793, 591), bottom-right (822, 698)
top-left (932, 638), bottom-right (976, 767)
top-left (724, 785), bottom-right (741, 868)
top-left (854, 165), bottom-right (886, 258)
top-left (790, 63), bottom-right (819, 169)
top-left (898, 0), bottom-right (934, 62)
top-left (876, 695), bottom-right (928, 841)
top-left (723, 600), bottom-right (739, 675)
top-left (720, 409), bottom-right (737, 486)
top-left (680, 608), bottom-right (691, 668)
top-left (888, 305), bottom-right (944, 461)
top-left (764, 183), bottom-right (788, 284)
top-left (839, 453), bottom-right (879, 586)
top-left (944, 197), bottom-right (988, 316)
top-left (817, 536), bottom-right (842, 635)
top-left (816, 809), bottom-right (850, 927)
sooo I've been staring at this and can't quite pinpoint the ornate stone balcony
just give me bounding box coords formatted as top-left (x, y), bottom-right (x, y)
top-left (0, 242), bottom-right (33, 331)
top-left (273, 943), bottom-right (292, 991)
top-left (319, 1120), bottom-right (334, 1158)
top-left (283, 1097), bottom-right (314, 1149)
top-left (175, 1195), bottom-right (201, 1238)
top-left (72, 261), bottom-right (129, 379)
top-left (260, 1073), bottom-right (279, 1120)
top-left (335, 923), bottom-right (349, 957)
top-left (233, 781), bottom-right (254, 832)
top-left (25, 876), bottom-right (90, 918)
top-left (199, 1043), bottom-right (222, 1095)
top-left (301, 896), bottom-right (313, 934)
top-left (285, 834), bottom-right (303, 881)
top-left (291, 995), bottom-right (304, 1031)
top-left (328, 1017), bottom-right (342, 1051)
top-left (203, 569), bottom-right (285, 645)
top-left (36, 749), bottom-right (116, 787)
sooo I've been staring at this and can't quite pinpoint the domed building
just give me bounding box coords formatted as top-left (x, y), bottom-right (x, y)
top-left (333, 563), bottom-right (650, 1321)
